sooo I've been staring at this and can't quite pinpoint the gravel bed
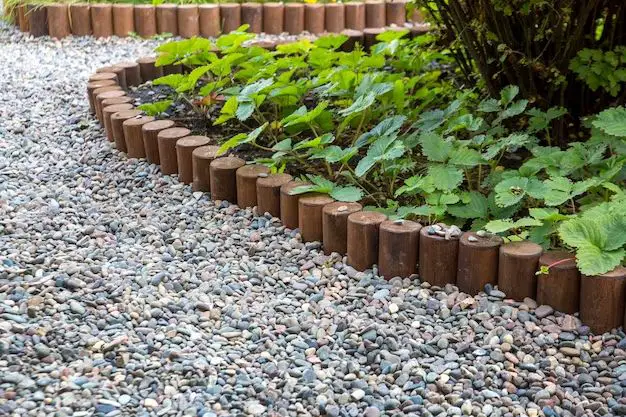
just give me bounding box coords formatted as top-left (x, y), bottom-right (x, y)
top-left (1, 20), bottom-right (626, 417)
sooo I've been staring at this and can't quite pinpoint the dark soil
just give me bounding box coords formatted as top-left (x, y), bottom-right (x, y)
top-left (130, 83), bottom-right (274, 162)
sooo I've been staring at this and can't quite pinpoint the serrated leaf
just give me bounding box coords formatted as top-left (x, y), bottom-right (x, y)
top-left (447, 192), bottom-right (488, 219)
top-left (414, 109), bottom-right (445, 131)
top-left (153, 74), bottom-right (186, 89)
top-left (592, 106), bottom-right (626, 137)
top-left (529, 208), bottom-right (569, 222)
top-left (485, 219), bottom-right (515, 233)
top-left (235, 100), bottom-right (255, 121)
top-left (575, 243), bottom-right (624, 276)
top-left (293, 133), bottom-right (335, 151)
top-left (513, 217), bottom-right (543, 228)
top-left (214, 96), bottom-right (238, 125)
top-left (420, 133), bottom-right (451, 162)
top-left (354, 155), bottom-right (376, 178)
top-left (283, 102), bottom-right (329, 127)
top-left (427, 165), bottom-right (463, 191)
top-left (355, 115), bottom-right (405, 148)
top-left (478, 98), bottom-right (500, 113)
top-left (137, 100), bottom-right (172, 116)
top-left (494, 177), bottom-right (529, 207)
top-left (272, 138), bottom-right (292, 151)
top-left (217, 122), bottom-right (267, 155)
top-left (395, 175), bottom-right (435, 197)
top-left (339, 92), bottom-right (377, 117)
top-left (449, 148), bottom-right (484, 166)
top-left (500, 85), bottom-right (519, 105)
top-left (499, 99), bottom-right (528, 120)
top-left (330, 186), bottom-right (363, 202)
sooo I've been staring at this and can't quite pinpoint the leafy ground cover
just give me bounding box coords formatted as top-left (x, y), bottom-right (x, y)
top-left (136, 27), bottom-right (625, 276)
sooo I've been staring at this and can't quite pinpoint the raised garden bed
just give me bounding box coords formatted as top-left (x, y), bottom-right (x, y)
top-left (85, 32), bottom-right (626, 335)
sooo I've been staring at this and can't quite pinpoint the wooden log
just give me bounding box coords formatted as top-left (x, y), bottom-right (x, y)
top-left (456, 232), bottom-right (502, 295)
top-left (580, 266), bottom-right (626, 334)
top-left (418, 227), bottom-right (460, 287)
top-left (536, 251), bottom-right (580, 314)
top-left (210, 157), bottom-right (246, 203)
top-left (123, 116), bottom-right (155, 158)
top-left (322, 202), bottom-right (362, 256)
top-left (157, 127), bottom-right (191, 174)
top-left (111, 109), bottom-right (143, 153)
top-left (280, 180), bottom-right (309, 230)
top-left (299, 195), bottom-right (335, 243)
top-left (236, 164), bottom-right (270, 208)
top-left (347, 211), bottom-right (387, 271)
top-left (379, 219), bottom-right (421, 279)
top-left (256, 173), bottom-right (293, 218)
top-left (192, 145), bottom-right (221, 192)
top-left (498, 241), bottom-right (543, 301)
top-left (141, 120), bottom-right (175, 164)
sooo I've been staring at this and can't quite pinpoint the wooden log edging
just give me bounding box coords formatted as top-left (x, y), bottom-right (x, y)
top-left (85, 49), bottom-right (626, 336)
top-left (12, 0), bottom-right (428, 39)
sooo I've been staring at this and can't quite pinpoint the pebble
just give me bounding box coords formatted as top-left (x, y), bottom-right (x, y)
top-left (0, 19), bottom-right (624, 417)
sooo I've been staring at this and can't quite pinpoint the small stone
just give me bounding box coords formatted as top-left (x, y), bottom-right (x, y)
top-left (351, 389), bottom-right (365, 400)
top-left (69, 300), bottom-right (85, 315)
top-left (535, 305), bottom-right (554, 318)
top-left (144, 398), bottom-right (158, 408)
top-left (389, 303), bottom-right (399, 314)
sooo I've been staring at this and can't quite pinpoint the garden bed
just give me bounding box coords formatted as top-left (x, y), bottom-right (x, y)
top-left (87, 29), bottom-right (626, 334)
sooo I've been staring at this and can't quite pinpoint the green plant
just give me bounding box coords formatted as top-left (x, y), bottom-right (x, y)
top-left (570, 47), bottom-right (626, 97)
top-left (143, 31), bottom-right (624, 276)
top-left (138, 99), bottom-right (172, 116)
top-left (420, 0), bottom-right (626, 140)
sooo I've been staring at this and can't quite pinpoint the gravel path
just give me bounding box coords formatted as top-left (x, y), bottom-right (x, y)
top-left (1, 21), bottom-right (626, 417)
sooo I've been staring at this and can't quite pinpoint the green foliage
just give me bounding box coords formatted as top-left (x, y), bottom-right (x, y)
top-left (137, 100), bottom-right (172, 116)
top-left (143, 30), bottom-right (625, 276)
top-left (420, 0), bottom-right (625, 129)
top-left (290, 175), bottom-right (363, 202)
top-left (558, 197), bottom-right (626, 275)
top-left (570, 47), bottom-right (626, 97)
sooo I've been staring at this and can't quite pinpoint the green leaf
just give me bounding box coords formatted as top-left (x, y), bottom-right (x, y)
top-left (494, 177), bottom-right (529, 207)
top-left (240, 78), bottom-right (274, 97)
top-left (449, 148), bottom-right (484, 167)
top-left (447, 192), bottom-right (488, 219)
top-left (478, 98), bottom-right (500, 113)
top-left (314, 34), bottom-right (349, 50)
top-left (217, 122), bottom-right (267, 155)
top-left (499, 99), bottom-right (528, 120)
top-left (592, 106), bottom-right (626, 137)
top-left (484, 217), bottom-right (542, 234)
top-left (500, 85), bottom-right (519, 105)
top-left (414, 109), bottom-right (445, 131)
top-left (272, 138), bottom-right (292, 151)
top-left (235, 100), bottom-right (255, 121)
top-left (485, 219), bottom-right (515, 233)
top-left (427, 165), bottom-right (463, 191)
top-left (339, 92), bottom-right (377, 117)
top-left (153, 74), bottom-right (186, 89)
top-left (420, 133), bottom-right (451, 162)
top-left (575, 243), bottom-right (624, 276)
top-left (176, 65), bottom-right (211, 92)
top-left (282, 102), bottom-right (329, 127)
top-left (214, 96), bottom-right (238, 125)
top-left (529, 208), bottom-right (569, 222)
top-left (137, 99), bottom-right (172, 116)
top-left (395, 175), bottom-right (435, 197)
top-left (355, 115), bottom-right (405, 148)
top-left (330, 186), bottom-right (363, 202)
